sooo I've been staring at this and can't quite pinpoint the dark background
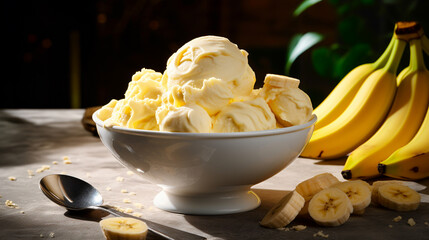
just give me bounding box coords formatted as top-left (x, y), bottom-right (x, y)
top-left (2, 0), bottom-right (428, 109)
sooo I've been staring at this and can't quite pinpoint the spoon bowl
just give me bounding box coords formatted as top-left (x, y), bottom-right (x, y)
top-left (39, 174), bottom-right (206, 240)
top-left (40, 174), bottom-right (103, 210)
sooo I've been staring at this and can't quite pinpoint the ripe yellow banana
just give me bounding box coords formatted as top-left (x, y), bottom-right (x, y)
top-left (378, 104), bottom-right (429, 180)
top-left (378, 35), bottom-right (429, 179)
top-left (376, 38), bottom-right (429, 181)
top-left (301, 38), bottom-right (406, 159)
top-left (313, 36), bottom-right (395, 130)
top-left (342, 39), bottom-right (429, 179)
top-left (376, 35), bottom-right (429, 180)
top-left (396, 66), bottom-right (410, 85)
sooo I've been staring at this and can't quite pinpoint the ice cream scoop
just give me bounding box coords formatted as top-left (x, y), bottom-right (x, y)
top-left (156, 103), bottom-right (212, 133)
top-left (163, 77), bottom-right (234, 116)
top-left (164, 36), bottom-right (256, 107)
top-left (212, 96), bottom-right (276, 133)
top-left (99, 69), bottom-right (163, 130)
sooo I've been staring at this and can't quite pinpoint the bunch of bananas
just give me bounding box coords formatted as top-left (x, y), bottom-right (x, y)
top-left (300, 22), bottom-right (429, 181)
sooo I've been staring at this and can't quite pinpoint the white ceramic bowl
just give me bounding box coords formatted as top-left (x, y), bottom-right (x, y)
top-left (93, 111), bottom-right (316, 215)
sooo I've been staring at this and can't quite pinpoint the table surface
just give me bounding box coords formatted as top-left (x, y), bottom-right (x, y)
top-left (1, 109), bottom-right (428, 240)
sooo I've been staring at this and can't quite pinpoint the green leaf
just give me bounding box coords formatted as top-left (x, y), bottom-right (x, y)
top-left (311, 47), bottom-right (340, 79)
top-left (285, 32), bottom-right (324, 75)
top-left (338, 16), bottom-right (365, 45)
top-left (333, 43), bottom-right (372, 79)
top-left (293, 0), bottom-right (323, 17)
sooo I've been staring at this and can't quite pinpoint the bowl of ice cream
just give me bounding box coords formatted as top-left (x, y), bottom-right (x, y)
top-left (93, 113), bottom-right (316, 215)
top-left (93, 36), bottom-right (316, 215)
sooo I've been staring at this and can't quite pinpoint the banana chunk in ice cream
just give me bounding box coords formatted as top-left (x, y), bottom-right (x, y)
top-left (260, 74), bottom-right (313, 127)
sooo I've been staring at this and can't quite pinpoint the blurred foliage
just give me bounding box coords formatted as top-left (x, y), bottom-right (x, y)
top-left (293, 0), bottom-right (323, 17)
top-left (286, 0), bottom-right (429, 83)
top-left (286, 32), bottom-right (324, 75)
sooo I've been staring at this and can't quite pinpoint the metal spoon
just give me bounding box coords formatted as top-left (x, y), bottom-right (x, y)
top-left (39, 174), bottom-right (206, 240)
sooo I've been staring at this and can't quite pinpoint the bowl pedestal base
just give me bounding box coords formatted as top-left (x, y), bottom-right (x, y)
top-left (154, 189), bottom-right (261, 215)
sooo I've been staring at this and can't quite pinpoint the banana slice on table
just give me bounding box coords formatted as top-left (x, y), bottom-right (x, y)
top-left (264, 74), bottom-right (300, 89)
top-left (295, 173), bottom-right (341, 215)
top-left (260, 190), bottom-right (305, 228)
top-left (333, 180), bottom-right (371, 215)
top-left (99, 217), bottom-right (148, 240)
top-left (308, 188), bottom-right (353, 227)
top-left (377, 183), bottom-right (421, 211)
top-left (355, 179), bottom-right (372, 192)
top-left (371, 180), bottom-right (404, 205)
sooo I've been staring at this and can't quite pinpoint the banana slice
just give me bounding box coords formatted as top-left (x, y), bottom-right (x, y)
top-left (264, 74), bottom-right (300, 89)
top-left (371, 180), bottom-right (404, 205)
top-left (99, 217), bottom-right (148, 240)
top-left (260, 191), bottom-right (305, 228)
top-left (308, 188), bottom-right (353, 227)
top-left (377, 183), bottom-right (421, 211)
top-left (295, 173), bottom-right (341, 215)
top-left (356, 179), bottom-right (372, 192)
top-left (333, 180), bottom-right (371, 215)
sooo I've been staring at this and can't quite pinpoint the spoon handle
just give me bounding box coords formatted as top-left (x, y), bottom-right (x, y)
top-left (94, 205), bottom-right (206, 240)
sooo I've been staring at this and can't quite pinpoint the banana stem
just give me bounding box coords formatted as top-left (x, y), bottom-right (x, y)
top-left (394, 21), bottom-right (424, 42)
top-left (384, 39), bottom-right (407, 74)
top-left (422, 35), bottom-right (429, 56)
top-left (372, 35), bottom-right (395, 69)
top-left (409, 38), bottom-right (427, 71)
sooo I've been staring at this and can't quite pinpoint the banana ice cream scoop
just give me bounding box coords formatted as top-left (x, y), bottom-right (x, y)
top-left (164, 35), bottom-right (256, 114)
top-left (212, 96), bottom-right (276, 133)
top-left (99, 69), bottom-right (163, 130)
top-left (260, 74), bottom-right (313, 127)
top-left (156, 104), bottom-right (211, 133)
top-left (164, 77), bottom-right (234, 116)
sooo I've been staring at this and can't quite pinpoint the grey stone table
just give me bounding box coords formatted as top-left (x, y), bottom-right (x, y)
top-left (1, 109), bottom-right (428, 240)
